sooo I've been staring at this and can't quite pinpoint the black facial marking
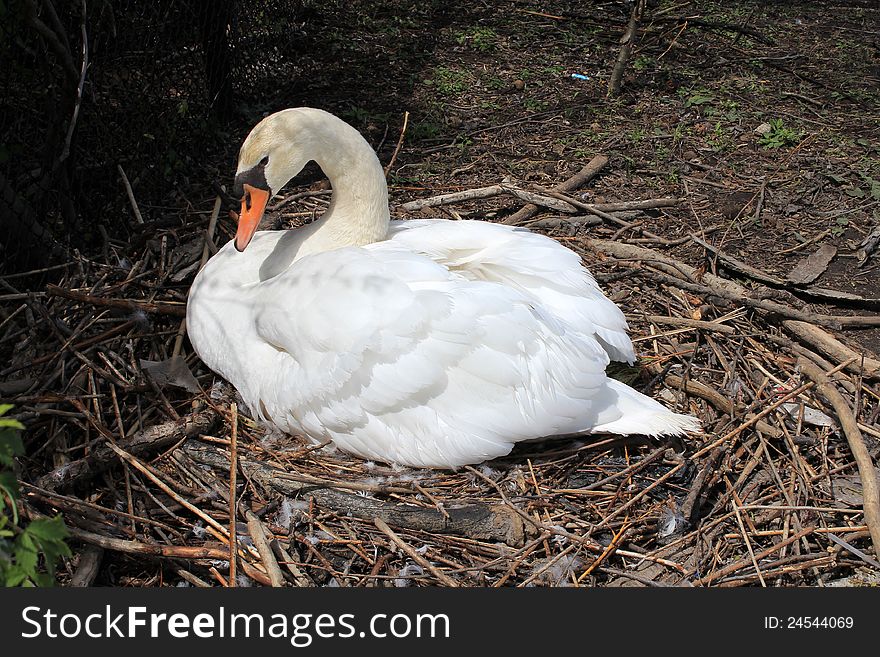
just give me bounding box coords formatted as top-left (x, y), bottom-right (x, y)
top-left (233, 161), bottom-right (269, 200)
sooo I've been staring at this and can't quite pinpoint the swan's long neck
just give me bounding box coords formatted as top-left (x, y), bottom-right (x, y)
top-left (301, 118), bottom-right (390, 251)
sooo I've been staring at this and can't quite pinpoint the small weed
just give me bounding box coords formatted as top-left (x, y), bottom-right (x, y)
top-left (523, 98), bottom-right (547, 112)
top-left (455, 27), bottom-right (498, 52)
top-left (424, 66), bottom-right (471, 96)
top-left (483, 73), bottom-right (507, 90)
top-left (541, 64), bottom-right (566, 76)
top-left (706, 99), bottom-right (740, 122)
top-left (455, 136), bottom-right (473, 156)
top-left (409, 120), bottom-right (444, 141)
top-left (831, 217), bottom-right (849, 238)
top-left (707, 122), bottom-right (733, 152)
top-left (633, 55), bottom-right (653, 71)
top-left (679, 86), bottom-right (714, 108)
top-left (843, 174), bottom-right (880, 200)
top-left (628, 127), bottom-right (646, 143)
top-left (343, 106), bottom-right (390, 126)
top-left (759, 119), bottom-right (801, 149)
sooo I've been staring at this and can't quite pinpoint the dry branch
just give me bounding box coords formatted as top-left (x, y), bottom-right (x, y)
top-left (46, 284), bottom-right (186, 317)
top-left (502, 155), bottom-right (609, 224)
top-left (38, 404), bottom-right (218, 491)
top-left (798, 359), bottom-right (880, 557)
top-left (400, 183), bottom-right (577, 214)
top-left (694, 236), bottom-right (880, 308)
top-left (374, 517), bottom-right (459, 586)
top-left (590, 240), bottom-right (880, 330)
top-left (607, 0), bottom-right (646, 96)
top-left (783, 320), bottom-right (880, 379)
top-left (246, 510), bottom-right (285, 587)
top-left (180, 440), bottom-right (528, 546)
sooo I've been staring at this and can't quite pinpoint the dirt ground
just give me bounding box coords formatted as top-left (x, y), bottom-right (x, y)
top-left (2, 0), bottom-right (880, 587)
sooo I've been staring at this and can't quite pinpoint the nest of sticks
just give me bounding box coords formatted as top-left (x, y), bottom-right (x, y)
top-left (3, 157), bottom-right (880, 588)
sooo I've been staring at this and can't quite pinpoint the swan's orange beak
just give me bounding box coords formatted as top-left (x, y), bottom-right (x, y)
top-left (235, 183), bottom-right (270, 252)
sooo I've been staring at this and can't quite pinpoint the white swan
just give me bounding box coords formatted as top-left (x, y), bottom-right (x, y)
top-left (187, 108), bottom-right (699, 468)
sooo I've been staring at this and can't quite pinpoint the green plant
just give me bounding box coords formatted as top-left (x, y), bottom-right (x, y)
top-left (633, 55), bottom-right (652, 71)
top-left (409, 119), bottom-right (444, 141)
top-left (759, 119), bottom-right (801, 149)
top-left (0, 405), bottom-right (70, 586)
top-left (831, 217), bottom-right (850, 238)
top-left (455, 136), bottom-right (473, 156)
top-left (455, 27), bottom-right (498, 52)
top-left (627, 127), bottom-right (646, 143)
top-left (424, 66), bottom-right (471, 96)
top-left (523, 98), bottom-right (547, 112)
top-left (679, 86), bottom-right (714, 108)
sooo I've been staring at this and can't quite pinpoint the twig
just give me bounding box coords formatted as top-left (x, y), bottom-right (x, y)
top-left (547, 191), bottom-right (672, 241)
top-left (400, 183), bottom-right (577, 214)
top-left (798, 359), bottom-right (880, 558)
top-left (374, 517), bottom-right (459, 587)
top-left (106, 441), bottom-right (230, 540)
top-left (228, 402), bottom-right (238, 586)
top-left (39, 404), bottom-right (219, 491)
top-left (46, 284), bottom-right (186, 317)
top-left (23, 0), bottom-right (79, 83)
top-left (591, 240), bottom-right (880, 329)
top-left (681, 447), bottom-right (726, 523)
top-left (825, 532), bottom-right (880, 570)
top-left (695, 526), bottom-right (815, 585)
top-left (173, 195), bottom-right (222, 359)
top-left (730, 485), bottom-right (766, 586)
top-left (64, 523), bottom-right (231, 561)
top-left (400, 185), bottom-right (507, 211)
top-left (59, 0), bottom-right (88, 165)
top-left (784, 321), bottom-right (880, 380)
top-left (383, 111), bottom-right (409, 178)
top-left (694, 236), bottom-right (880, 308)
top-left (181, 440), bottom-right (528, 546)
top-left (118, 165), bottom-right (144, 224)
top-left (246, 510), bottom-right (285, 587)
top-left (634, 314), bottom-right (736, 334)
top-left (502, 155), bottom-right (609, 225)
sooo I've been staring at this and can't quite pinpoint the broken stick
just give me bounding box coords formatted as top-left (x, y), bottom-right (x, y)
top-left (798, 359), bottom-right (880, 558)
top-left (502, 155), bottom-right (609, 225)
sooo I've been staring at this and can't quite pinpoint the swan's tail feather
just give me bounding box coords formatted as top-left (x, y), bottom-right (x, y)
top-left (589, 379), bottom-right (701, 437)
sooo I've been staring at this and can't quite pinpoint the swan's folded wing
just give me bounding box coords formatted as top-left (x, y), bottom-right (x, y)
top-left (387, 219), bottom-right (635, 363)
top-left (250, 245), bottom-right (611, 467)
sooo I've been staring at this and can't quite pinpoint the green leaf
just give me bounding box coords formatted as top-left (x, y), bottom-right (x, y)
top-left (686, 94), bottom-right (713, 107)
top-left (0, 431), bottom-right (24, 468)
top-left (844, 187), bottom-right (865, 198)
top-left (14, 543), bottom-right (38, 573)
top-left (5, 567), bottom-right (28, 587)
top-left (27, 515), bottom-right (69, 543)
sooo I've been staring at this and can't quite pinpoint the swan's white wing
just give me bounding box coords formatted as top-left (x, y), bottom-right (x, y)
top-left (249, 245), bottom-right (612, 467)
top-left (387, 219), bottom-right (636, 363)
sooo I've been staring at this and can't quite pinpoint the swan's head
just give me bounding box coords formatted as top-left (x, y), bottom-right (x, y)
top-left (232, 108), bottom-right (322, 251)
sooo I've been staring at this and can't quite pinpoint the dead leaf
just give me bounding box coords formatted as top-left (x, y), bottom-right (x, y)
top-left (782, 402), bottom-right (835, 427)
top-left (786, 244), bottom-right (837, 285)
top-left (831, 469), bottom-right (880, 508)
top-left (140, 356), bottom-right (201, 393)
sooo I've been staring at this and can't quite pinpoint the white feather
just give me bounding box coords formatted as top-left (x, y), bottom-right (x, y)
top-left (187, 108), bottom-right (700, 469)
